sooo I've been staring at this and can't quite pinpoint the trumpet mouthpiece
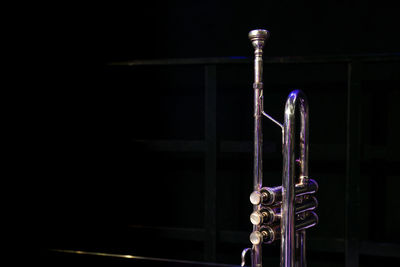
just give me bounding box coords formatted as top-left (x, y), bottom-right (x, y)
top-left (248, 29), bottom-right (269, 42)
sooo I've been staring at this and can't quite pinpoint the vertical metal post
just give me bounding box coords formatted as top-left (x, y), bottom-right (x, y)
top-left (204, 64), bottom-right (217, 261)
top-left (345, 61), bottom-right (361, 267)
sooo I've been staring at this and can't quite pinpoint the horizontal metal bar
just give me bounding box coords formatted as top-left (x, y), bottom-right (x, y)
top-left (109, 54), bottom-right (400, 66)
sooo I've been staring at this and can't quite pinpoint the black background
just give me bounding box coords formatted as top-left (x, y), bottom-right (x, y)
top-left (25, 1), bottom-right (400, 266)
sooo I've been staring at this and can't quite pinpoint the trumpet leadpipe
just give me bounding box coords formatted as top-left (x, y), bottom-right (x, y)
top-left (249, 28), bottom-right (270, 267)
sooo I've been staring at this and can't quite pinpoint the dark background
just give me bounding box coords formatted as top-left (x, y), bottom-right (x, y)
top-left (30, 1), bottom-right (400, 266)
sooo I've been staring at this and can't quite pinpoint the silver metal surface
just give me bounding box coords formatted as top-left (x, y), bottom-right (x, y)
top-left (295, 196), bottom-right (318, 214)
top-left (250, 207), bottom-right (278, 226)
top-left (249, 191), bottom-right (264, 205)
top-left (249, 213), bottom-right (317, 245)
top-left (250, 231), bottom-right (265, 245)
top-left (241, 248), bottom-right (251, 267)
top-left (250, 198), bottom-right (316, 227)
top-left (282, 90), bottom-right (310, 267)
top-left (250, 180), bottom-right (317, 206)
top-left (262, 110), bottom-right (283, 129)
top-left (295, 212), bottom-right (318, 231)
top-left (248, 28), bottom-right (269, 267)
top-left (250, 226), bottom-right (277, 245)
top-left (250, 210), bottom-right (265, 226)
top-left (244, 29), bottom-right (318, 267)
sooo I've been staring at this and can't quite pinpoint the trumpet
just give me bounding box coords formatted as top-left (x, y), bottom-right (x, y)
top-left (241, 29), bottom-right (319, 267)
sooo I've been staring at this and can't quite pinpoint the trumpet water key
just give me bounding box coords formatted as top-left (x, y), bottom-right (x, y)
top-left (241, 29), bottom-right (319, 267)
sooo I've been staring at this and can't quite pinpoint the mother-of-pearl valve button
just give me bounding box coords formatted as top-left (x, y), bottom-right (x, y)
top-left (250, 211), bottom-right (263, 225)
top-left (250, 191), bottom-right (262, 205)
top-left (250, 231), bottom-right (263, 245)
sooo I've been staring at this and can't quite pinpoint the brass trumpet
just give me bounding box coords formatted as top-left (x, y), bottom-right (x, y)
top-left (241, 29), bottom-right (318, 267)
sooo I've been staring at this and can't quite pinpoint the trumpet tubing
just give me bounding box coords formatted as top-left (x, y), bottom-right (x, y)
top-left (241, 29), bottom-right (319, 267)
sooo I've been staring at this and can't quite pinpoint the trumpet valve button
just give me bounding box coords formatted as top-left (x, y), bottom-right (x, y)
top-left (250, 231), bottom-right (263, 245)
top-left (250, 191), bottom-right (262, 205)
top-left (250, 211), bottom-right (263, 225)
